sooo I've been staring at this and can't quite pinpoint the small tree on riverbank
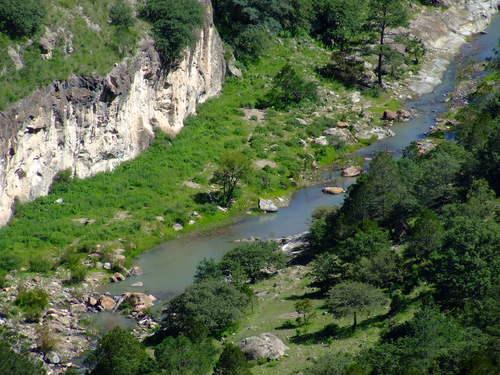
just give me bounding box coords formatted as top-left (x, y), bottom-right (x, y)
top-left (211, 151), bottom-right (251, 208)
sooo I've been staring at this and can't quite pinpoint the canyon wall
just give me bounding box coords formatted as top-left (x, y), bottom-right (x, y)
top-left (0, 0), bottom-right (226, 226)
top-left (407, 0), bottom-right (499, 95)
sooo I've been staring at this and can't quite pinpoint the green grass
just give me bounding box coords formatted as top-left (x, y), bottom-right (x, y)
top-left (231, 266), bottom-right (417, 375)
top-left (0, 36), bottom-right (401, 272)
top-left (0, 0), bottom-right (143, 110)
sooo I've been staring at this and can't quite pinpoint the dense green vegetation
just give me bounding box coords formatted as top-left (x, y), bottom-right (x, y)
top-left (300, 65), bottom-right (500, 374)
top-left (0, 0), bottom-right (46, 38)
top-left (140, 0), bottom-right (204, 65)
top-left (0, 341), bottom-right (44, 375)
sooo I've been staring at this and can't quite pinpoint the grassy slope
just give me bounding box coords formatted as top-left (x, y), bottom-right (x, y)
top-left (0, 0), bottom-right (142, 110)
top-left (231, 266), bottom-right (417, 375)
top-left (0, 35), bottom-right (399, 270)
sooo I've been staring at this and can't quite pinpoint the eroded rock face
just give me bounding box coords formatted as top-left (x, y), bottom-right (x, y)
top-left (406, 0), bottom-right (498, 95)
top-left (0, 0), bottom-right (226, 226)
top-left (240, 333), bottom-right (288, 360)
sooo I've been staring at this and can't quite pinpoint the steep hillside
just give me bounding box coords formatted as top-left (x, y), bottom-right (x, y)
top-left (0, 0), bottom-right (143, 110)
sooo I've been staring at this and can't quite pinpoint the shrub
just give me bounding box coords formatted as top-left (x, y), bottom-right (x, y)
top-left (220, 241), bottom-right (286, 283)
top-left (141, 0), bottom-right (204, 65)
top-left (15, 288), bottom-right (49, 322)
top-left (0, 341), bottom-right (45, 375)
top-left (88, 327), bottom-right (156, 375)
top-left (214, 344), bottom-right (252, 375)
top-left (29, 257), bottom-right (53, 274)
top-left (162, 279), bottom-right (251, 338)
top-left (155, 336), bottom-right (217, 374)
top-left (0, 0), bottom-right (46, 38)
top-left (110, 0), bottom-right (135, 28)
top-left (69, 263), bottom-right (88, 284)
top-left (36, 325), bottom-right (58, 352)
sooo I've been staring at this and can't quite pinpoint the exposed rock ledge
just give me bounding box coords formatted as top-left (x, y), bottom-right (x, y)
top-left (0, 0), bottom-right (226, 226)
top-left (406, 0), bottom-right (498, 95)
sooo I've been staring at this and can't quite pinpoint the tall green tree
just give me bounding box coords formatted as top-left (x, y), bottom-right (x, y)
top-left (327, 281), bottom-right (387, 329)
top-left (211, 151), bottom-right (251, 207)
top-left (313, 0), bottom-right (368, 51)
top-left (368, 0), bottom-right (409, 85)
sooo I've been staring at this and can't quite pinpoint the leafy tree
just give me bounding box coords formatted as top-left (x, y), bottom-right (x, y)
top-left (312, 0), bottom-right (368, 51)
top-left (0, 342), bottom-right (45, 375)
top-left (88, 328), bottom-right (156, 375)
top-left (110, 0), bottom-right (135, 29)
top-left (341, 152), bottom-right (410, 231)
top-left (155, 336), bottom-right (217, 375)
top-left (194, 258), bottom-right (224, 283)
top-left (414, 143), bottom-right (470, 209)
top-left (295, 299), bottom-right (316, 326)
top-left (311, 252), bottom-right (349, 290)
top-left (162, 279), bottom-right (251, 337)
top-left (338, 222), bottom-right (391, 263)
top-left (219, 241), bottom-right (286, 283)
top-left (430, 215), bottom-right (499, 309)
top-left (355, 249), bottom-right (402, 290)
top-left (214, 344), bottom-right (252, 375)
top-left (327, 282), bottom-right (387, 329)
top-left (261, 63), bottom-right (318, 109)
top-left (141, 0), bottom-right (204, 65)
top-left (368, 0), bottom-right (409, 85)
top-left (211, 151), bottom-right (251, 207)
top-left (0, 0), bottom-right (46, 38)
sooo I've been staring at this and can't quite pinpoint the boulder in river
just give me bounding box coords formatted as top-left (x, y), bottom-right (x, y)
top-left (121, 292), bottom-right (157, 312)
top-left (240, 333), bottom-right (288, 360)
top-left (98, 295), bottom-right (116, 311)
top-left (259, 199), bottom-right (278, 213)
top-left (342, 166), bottom-right (362, 177)
top-left (382, 110), bottom-right (398, 121)
top-left (322, 187), bottom-right (345, 195)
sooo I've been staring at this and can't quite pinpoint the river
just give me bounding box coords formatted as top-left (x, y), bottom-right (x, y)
top-left (94, 15), bottom-right (500, 331)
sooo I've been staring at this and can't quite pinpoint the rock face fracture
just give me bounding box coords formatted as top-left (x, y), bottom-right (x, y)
top-left (0, 0), bottom-right (226, 226)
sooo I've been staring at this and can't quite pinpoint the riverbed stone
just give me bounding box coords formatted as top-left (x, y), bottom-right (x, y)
top-left (259, 199), bottom-right (279, 213)
top-left (322, 187), bottom-right (345, 195)
top-left (342, 166), bottom-right (362, 177)
top-left (98, 295), bottom-right (116, 311)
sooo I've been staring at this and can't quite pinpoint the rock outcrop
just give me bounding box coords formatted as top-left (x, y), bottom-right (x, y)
top-left (240, 333), bottom-right (288, 360)
top-left (0, 0), bottom-right (226, 226)
top-left (407, 0), bottom-right (498, 95)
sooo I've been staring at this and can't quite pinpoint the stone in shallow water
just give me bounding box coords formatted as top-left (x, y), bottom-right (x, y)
top-left (259, 199), bottom-right (278, 213)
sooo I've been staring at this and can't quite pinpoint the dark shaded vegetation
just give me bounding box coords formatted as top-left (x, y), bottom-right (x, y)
top-left (305, 62), bottom-right (500, 374)
top-left (140, 0), bottom-right (204, 65)
top-left (0, 341), bottom-right (45, 375)
top-left (0, 0), bottom-right (46, 38)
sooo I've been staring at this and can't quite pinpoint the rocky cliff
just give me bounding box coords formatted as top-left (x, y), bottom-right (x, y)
top-left (407, 0), bottom-right (499, 95)
top-left (0, 0), bottom-right (226, 226)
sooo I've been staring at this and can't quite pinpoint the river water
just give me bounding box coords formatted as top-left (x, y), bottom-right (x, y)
top-left (95, 16), bottom-right (500, 331)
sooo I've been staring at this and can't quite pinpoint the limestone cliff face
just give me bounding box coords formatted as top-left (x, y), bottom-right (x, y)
top-left (0, 0), bottom-right (226, 226)
top-left (407, 0), bottom-right (498, 95)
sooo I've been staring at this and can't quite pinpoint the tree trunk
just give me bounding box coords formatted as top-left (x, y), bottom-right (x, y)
top-left (353, 311), bottom-right (357, 331)
top-left (377, 23), bottom-right (385, 86)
